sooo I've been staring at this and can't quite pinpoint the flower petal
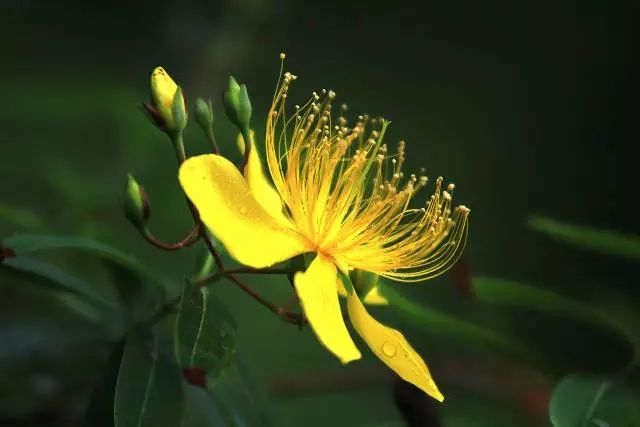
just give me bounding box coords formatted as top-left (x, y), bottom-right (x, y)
top-left (179, 154), bottom-right (310, 268)
top-left (294, 255), bottom-right (361, 364)
top-left (237, 131), bottom-right (291, 226)
top-left (347, 291), bottom-right (444, 401)
top-left (362, 286), bottom-right (389, 305)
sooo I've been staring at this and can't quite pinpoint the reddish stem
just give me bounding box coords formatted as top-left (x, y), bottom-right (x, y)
top-left (143, 226), bottom-right (200, 251)
top-left (225, 273), bottom-right (306, 325)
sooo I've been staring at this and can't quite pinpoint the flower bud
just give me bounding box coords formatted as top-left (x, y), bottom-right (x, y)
top-left (194, 97), bottom-right (214, 131)
top-left (171, 86), bottom-right (188, 131)
top-left (223, 76), bottom-right (252, 133)
top-left (146, 66), bottom-right (187, 133)
top-left (122, 174), bottom-right (149, 230)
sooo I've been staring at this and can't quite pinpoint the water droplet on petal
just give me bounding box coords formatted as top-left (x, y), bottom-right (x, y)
top-left (239, 206), bottom-right (248, 215)
top-left (382, 341), bottom-right (397, 357)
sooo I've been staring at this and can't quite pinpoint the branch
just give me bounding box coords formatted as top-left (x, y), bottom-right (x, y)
top-left (142, 226), bottom-right (200, 251)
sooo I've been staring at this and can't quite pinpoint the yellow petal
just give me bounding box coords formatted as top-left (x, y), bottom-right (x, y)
top-left (362, 286), bottom-right (389, 305)
top-left (337, 277), bottom-right (349, 298)
top-left (294, 255), bottom-right (361, 364)
top-left (347, 291), bottom-right (444, 401)
top-left (236, 131), bottom-right (290, 226)
top-left (179, 154), bottom-right (310, 268)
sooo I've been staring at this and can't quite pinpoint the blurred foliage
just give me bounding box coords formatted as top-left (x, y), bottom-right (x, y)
top-left (549, 374), bottom-right (640, 427)
top-left (529, 216), bottom-right (640, 261)
top-left (1, 1), bottom-right (637, 426)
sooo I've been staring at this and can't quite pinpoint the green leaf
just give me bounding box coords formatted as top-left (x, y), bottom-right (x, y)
top-left (174, 280), bottom-right (236, 386)
top-left (3, 234), bottom-right (172, 296)
top-left (210, 356), bottom-right (274, 427)
top-left (104, 261), bottom-right (158, 327)
top-left (549, 374), bottom-right (640, 427)
top-left (181, 384), bottom-right (230, 427)
top-left (378, 281), bottom-right (531, 356)
top-left (473, 276), bottom-right (640, 355)
top-left (1, 256), bottom-right (112, 310)
top-left (114, 326), bottom-right (184, 427)
top-left (0, 202), bottom-right (46, 231)
top-left (529, 216), bottom-right (640, 260)
top-left (82, 341), bottom-right (126, 427)
top-left (473, 276), bottom-right (591, 319)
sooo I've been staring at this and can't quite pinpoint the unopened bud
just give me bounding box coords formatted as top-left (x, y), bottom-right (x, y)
top-left (147, 67), bottom-right (187, 133)
top-left (122, 174), bottom-right (149, 230)
top-left (194, 97), bottom-right (214, 131)
top-left (223, 76), bottom-right (252, 133)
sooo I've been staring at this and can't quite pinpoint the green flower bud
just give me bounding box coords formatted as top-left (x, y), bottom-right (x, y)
top-left (194, 97), bottom-right (214, 131)
top-left (171, 86), bottom-right (188, 131)
top-left (148, 66), bottom-right (187, 133)
top-left (223, 76), bottom-right (252, 133)
top-left (122, 174), bottom-right (149, 230)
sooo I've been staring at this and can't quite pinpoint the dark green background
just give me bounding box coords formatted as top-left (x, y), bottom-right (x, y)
top-left (1, 1), bottom-right (636, 426)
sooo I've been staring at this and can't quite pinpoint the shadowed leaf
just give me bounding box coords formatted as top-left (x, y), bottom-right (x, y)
top-left (1, 256), bottom-right (112, 310)
top-left (82, 341), bottom-right (126, 427)
top-left (0, 203), bottom-right (46, 231)
top-left (529, 216), bottom-right (640, 260)
top-left (549, 374), bottom-right (640, 427)
top-left (3, 234), bottom-right (172, 297)
top-left (378, 280), bottom-right (531, 357)
top-left (473, 276), bottom-right (640, 356)
top-left (114, 326), bottom-right (184, 427)
top-left (181, 383), bottom-right (230, 427)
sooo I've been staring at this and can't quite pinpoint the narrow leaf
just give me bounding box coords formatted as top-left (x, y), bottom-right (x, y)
top-left (529, 216), bottom-right (640, 260)
top-left (473, 276), bottom-right (590, 319)
top-left (114, 326), bottom-right (184, 427)
top-left (3, 234), bottom-right (172, 295)
top-left (473, 276), bottom-right (640, 355)
top-left (379, 281), bottom-right (531, 356)
top-left (1, 256), bottom-right (112, 309)
top-left (0, 202), bottom-right (46, 231)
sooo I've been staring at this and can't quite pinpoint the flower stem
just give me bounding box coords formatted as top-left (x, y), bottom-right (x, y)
top-left (172, 132), bottom-right (187, 164)
top-left (225, 273), bottom-right (306, 325)
top-left (142, 226), bottom-right (200, 251)
top-left (205, 126), bottom-right (220, 154)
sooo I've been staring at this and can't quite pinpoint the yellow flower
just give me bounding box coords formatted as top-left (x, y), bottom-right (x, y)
top-left (179, 64), bottom-right (470, 402)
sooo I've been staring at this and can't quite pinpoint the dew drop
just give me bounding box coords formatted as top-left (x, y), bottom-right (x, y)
top-left (239, 206), bottom-right (248, 215)
top-left (382, 341), bottom-right (397, 357)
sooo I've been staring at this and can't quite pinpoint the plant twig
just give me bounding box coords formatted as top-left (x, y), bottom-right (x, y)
top-left (225, 273), bottom-right (306, 325)
top-left (142, 226), bottom-right (200, 251)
